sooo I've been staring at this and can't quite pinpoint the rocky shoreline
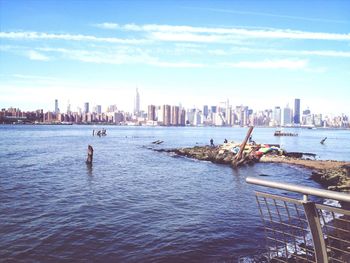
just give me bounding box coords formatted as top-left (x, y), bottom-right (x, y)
top-left (155, 144), bottom-right (350, 194)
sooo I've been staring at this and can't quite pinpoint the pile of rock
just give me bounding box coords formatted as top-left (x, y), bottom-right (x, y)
top-left (170, 142), bottom-right (285, 167)
top-left (311, 165), bottom-right (350, 193)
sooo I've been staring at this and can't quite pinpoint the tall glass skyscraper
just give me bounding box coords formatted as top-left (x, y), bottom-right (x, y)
top-left (134, 88), bottom-right (140, 116)
top-left (294, 98), bottom-right (300, 124)
top-left (84, 102), bottom-right (89, 113)
top-left (54, 99), bottom-right (59, 114)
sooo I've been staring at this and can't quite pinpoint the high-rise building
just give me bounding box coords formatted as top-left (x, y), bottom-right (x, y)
top-left (67, 100), bottom-right (71, 114)
top-left (294, 98), bottom-right (300, 125)
top-left (54, 99), bottom-right (59, 114)
top-left (157, 106), bottom-right (163, 122)
top-left (134, 88), bottom-right (140, 116)
top-left (273, 106), bottom-right (281, 126)
top-left (179, 109), bottom-right (186, 126)
top-left (171, 106), bottom-right (179, 125)
top-left (162, 105), bottom-right (171, 126)
top-left (96, 105), bottom-right (102, 114)
top-left (84, 102), bottom-right (89, 113)
top-left (282, 104), bottom-right (292, 126)
top-left (148, 105), bottom-right (156, 121)
top-left (203, 105), bottom-right (208, 118)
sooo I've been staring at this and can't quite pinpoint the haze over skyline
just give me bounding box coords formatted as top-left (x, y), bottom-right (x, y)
top-left (1, 0), bottom-right (349, 115)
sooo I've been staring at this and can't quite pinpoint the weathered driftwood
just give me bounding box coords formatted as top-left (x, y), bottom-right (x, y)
top-left (231, 126), bottom-right (254, 167)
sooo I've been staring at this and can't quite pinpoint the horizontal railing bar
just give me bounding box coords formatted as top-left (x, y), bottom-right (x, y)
top-left (260, 209), bottom-right (308, 223)
top-left (316, 204), bottom-right (350, 216)
top-left (265, 221), bottom-right (308, 232)
top-left (323, 224), bottom-right (350, 233)
top-left (327, 235), bottom-right (350, 244)
top-left (327, 245), bottom-right (350, 255)
top-left (265, 226), bottom-right (308, 239)
top-left (266, 237), bottom-right (315, 255)
top-left (328, 258), bottom-right (344, 263)
top-left (256, 191), bottom-right (303, 205)
top-left (292, 255), bottom-right (316, 263)
top-left (247, 177), bottom-right (350, 203)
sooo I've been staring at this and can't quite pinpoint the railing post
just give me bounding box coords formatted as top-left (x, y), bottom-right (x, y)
top-left (302, 201), bottom-right (328, 263)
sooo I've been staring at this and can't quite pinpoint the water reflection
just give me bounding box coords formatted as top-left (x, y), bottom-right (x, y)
top-left (86, 163), bottom-right (93, 176)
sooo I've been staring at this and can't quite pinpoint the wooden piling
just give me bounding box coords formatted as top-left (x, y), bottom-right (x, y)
top-left (86, 145), bottom-right (94, 164)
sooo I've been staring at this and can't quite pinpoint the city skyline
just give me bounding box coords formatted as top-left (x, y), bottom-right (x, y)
top-left (1, 1), bottom-right (349, 115)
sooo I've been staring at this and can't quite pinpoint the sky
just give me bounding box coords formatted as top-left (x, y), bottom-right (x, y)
top-left (0, 0), bottom-right (349, 115)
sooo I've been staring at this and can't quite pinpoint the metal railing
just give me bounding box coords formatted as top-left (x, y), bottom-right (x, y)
top-left (246, 177), bottom-right (350, 263)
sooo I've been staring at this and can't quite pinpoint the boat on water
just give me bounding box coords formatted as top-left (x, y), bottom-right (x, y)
top-left (274, 130), bottom-right (298, 136)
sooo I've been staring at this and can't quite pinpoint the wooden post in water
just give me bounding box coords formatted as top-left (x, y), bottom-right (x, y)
top-left (232, 126), bottom-right (254, 167)
top-left (86, 145), bottom-right (94, 165)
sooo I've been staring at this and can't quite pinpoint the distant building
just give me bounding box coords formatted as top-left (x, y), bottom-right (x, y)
top-left (54, 99), bottom-right (59, 114)
top-left (67, 101), bottom-right (71, 114)
top-left (114, 112), bottom-right (124, 124)
top-left (148, 105), bottom-right (156, 121)
top-left (282, 104), bottom-right (292, 126)
top-left (134, 88), bottom-right (140, 116)
top-left (203, 105), bottom-right (208, 118)
top-left (294, 98), bottom-right (301, 124)
top-left (44, 111), bottom-right (54, 123)
top-left (84, 102), bottom-right (89, 113)
top-left (186, 108), bottom-right (196, 125)
top-left (96, 105), bottom-right (102, 114)
top-left (162, 105), bottom-right (171, 126)
top-left (273, 106), bottom-right (281, 126)
top-left (171, 106), bottom-right (179, 125)
top-left (179, 109), bottom-right (186, 126)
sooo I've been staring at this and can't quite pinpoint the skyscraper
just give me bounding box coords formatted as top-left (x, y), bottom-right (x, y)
top-left (54, 99), bottom-right (59, 114)
top-left (84, 102), bottom-right (89, 113)
top-left (273, 106), bottom-right (281, 126)
top-left (67, 100), bottom-right (71, 114)
top-left (294, 98), bottom-right (300, 124)
top-left (162, 105), bottom-right (171, 126)
top-left (283, 104), bottom-right (292, 126)
top-left (203, 105), bottom-right (208, 118)
top-left (96, 105), bottom-right (102, 114)
top-left (148, 105), bottom-right (156, 121)
top-left (171, 106), bottom-right (179, 125)
top-left (134, 88), bottom-right (140, 116)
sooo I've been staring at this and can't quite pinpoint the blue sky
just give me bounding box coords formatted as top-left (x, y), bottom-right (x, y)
top-left (0, 0), bottom-right (349, 115)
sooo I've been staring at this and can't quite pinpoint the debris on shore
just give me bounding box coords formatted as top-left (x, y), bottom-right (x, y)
top-left (153, 143), bottom-right (350, 194)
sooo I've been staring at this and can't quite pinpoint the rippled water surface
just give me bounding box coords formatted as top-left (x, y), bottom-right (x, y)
top-left (1, 125), bottom-right (349, 262)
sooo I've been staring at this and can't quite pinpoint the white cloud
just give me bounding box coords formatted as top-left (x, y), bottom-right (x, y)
top-left (94, 22), bottom-right (120, 29)
top-left (12, 74), bottom-right (57, 81)
top-left (221, 59), bottom-right (308, 70)
top-left (27, 50), bottom-right (50, 61)
top-left (36, 47), bottom-right (206, 68)
top-left (98, 23), bottom-right (350, 41)
top-left (209, 47), bottom-right (350, 58)
top-left (0, 31), bottom-right (149, 44)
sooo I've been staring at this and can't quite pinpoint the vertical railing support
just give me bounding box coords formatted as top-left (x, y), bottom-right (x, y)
top-left (302, 201), bottom-right (328, 263)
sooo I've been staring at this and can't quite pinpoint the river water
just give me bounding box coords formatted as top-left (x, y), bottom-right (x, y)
top-left (0, 125), bottom-right (349, 262)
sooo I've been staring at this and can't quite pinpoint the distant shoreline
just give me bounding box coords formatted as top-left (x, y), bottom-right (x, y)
top-left (1, 123), bottom-right (350, 130)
